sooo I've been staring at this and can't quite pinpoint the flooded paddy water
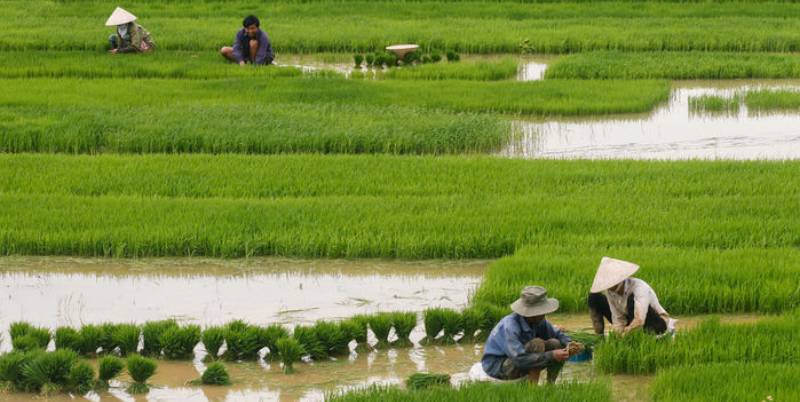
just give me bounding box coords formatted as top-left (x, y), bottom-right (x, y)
top-left (504, 81), bottom-right (800, 160)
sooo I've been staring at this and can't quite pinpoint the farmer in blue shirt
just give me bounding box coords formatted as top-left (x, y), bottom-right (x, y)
top-left (220, 15), bottom-right (274, 66)
top-left (481, 286), bottom-right (582, 383)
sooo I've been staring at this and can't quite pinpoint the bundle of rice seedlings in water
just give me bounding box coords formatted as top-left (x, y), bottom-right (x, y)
top-left (460, 309), bottom-right (484, 343)
top-left (431, 52), bottom-right (442, 63)
top-left (55, 327), bottom-right (81, 352)
top-left (422, 309), bottom-right (446, 345)
top-left (385, 52), bottom-right (398, 67)
top-left (293, 325), bottom-right (326, 360)
top-left (474, 304), bottom-right (507, 342)
top-left (141, 320), bottom-right (178, 357)
top-left (112, 323), bottom-right (141, 356)
top-left (354, 54), bottom-right (364, 68)
top-left (223, 321), bottom-right (263, 361)
top-left (440, 309), bottom-right (463, 344)
top-left (313, 321), bottom-right (351, 356)
top-left (261, 324), bottom-right (289, 361)
top-left (201, 326), bottom-right (225, 361)
top-left (76, 325), bottom-right (104, 357)
top-left (421, 55), bottom-right (432, 64)
top-left (10, 322), bottom-right (50, 352)
top-left (21, 349), bottom-right (78, 394)
top-left (390, 312), bottom-right (417, 347)
top-left (446, 51), bottom-right (460, 62)
top-left (126, 354), bottom-right (157, 394)
top-left (372, 53), bottom-right (385, 68)
top-left (368, 313), bottom-right (393, 349)
top-left (160, 325), bottom-right (201, 360)
top-left (67, 361), bottom-right (95, 395)
top-left (403, 51), bottom-right (420, 65)
top-left (0, 351), bottom-right (40, 391)
top-left (98, 323), bottom-right (119, 354)
top-left (276, 337), bottom-right (305, 374)
top-left (200, 362), bottom-right (231, 385)
top-left (365, 53), bottom-right (375, 67)
top-left (568, 331), bottom-right (603, 350)
top-left (97, 355), bottom-right (124, 389)
top-left (340, 316), bottom-right (369, 351)
top-left (406, 372), bottom-right (451, 390)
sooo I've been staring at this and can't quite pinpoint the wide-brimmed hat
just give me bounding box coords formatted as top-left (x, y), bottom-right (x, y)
top-left (590, 256), bottom-right (640, 293)
top-left (105, 7), bottom-right (137, 26)
top-left (510, 286), bottom-right (560, 317)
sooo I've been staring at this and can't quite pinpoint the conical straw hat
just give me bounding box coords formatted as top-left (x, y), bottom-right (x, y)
top-left (105, 7), bottom-right (137, 26)
top-left (590, 257), bottom-right (640, 293)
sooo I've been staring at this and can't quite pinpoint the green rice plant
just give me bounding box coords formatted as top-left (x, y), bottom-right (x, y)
top-left (54, 327), bottom-right (81, 352)
top-left (160, 325), bottom-right (201, 360)
top-left (67, 361), bottom-right (94, 395)
top-left (439, 309), bottom-right (463, 344)
top-left (292, 325), bottom-right (326, 360)
top-left (367, 313), bottom-right (394, 349)
top-left (328, 380), bottom-right (612, 402)
top-left (76, 325), bottom-right (103, 357)
top-left (339, 317), bottom-right (369, 351)
top-left (594, 313), bottom-right (800, 375)
top-left (98, 323), bottom-right (118, 354)
top-left (125, 354), bottom-right (157, 394)
top-left (688, 95), bottom-right (740, 114)
top-left (111, 324), bottom-right (140, 356)
top-left (141, 320), bottom-right (178, 357)
top-left (472, 304), bottom-right (508, 342)
top-left (422, 309), bottom-right (445, 345)
top-left (459, 309), bottom-right (484, 343)
top-left (404, 51), bottom-right (420, 65)
top-left (97, 355), bottom-right (124, 388)
top-left (223, 322), bottom-right (264, 361)
top-left (354, 54), bottom-right (364, 68)
top-left (276, 337), bottom-right (305, 374)
top-left (9, 322), bottom-right (50, 351)
top-left (378, 58), bottom-right (517, 81)
top-left (0, 351), bottom-right (40, 391)
top-left (365, 53), bottom-right (375, 67)
top-left (745, 89), bottom-right (800, 111)
top-left (199, 362), bottom-right (231, 385)
top-left (567, 331), bottom-right (602, 350)
top-left (20, 349), bottom-right (79, 394)
top-left (313, 321), bottom-right (351, 356)
top-left (405, 372), bottom-right (450, 390)
top-left (446, 51), bottom-right (460, 62)
top-left (430, 53), bottom-right (442, 63)
top-left (420, 55), bottom-right (432, 64)
top-left (201, 326), bottom-right (226, 361)
top-left (390, 312), bottom-right (417, 347)
top-left (261, 324), bottom-right (290, 361)
top-left (652, 363), bottom-right (800, 402)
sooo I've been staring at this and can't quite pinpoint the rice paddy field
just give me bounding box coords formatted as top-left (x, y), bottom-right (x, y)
top-left (1, 0), bottom-right (800, 401)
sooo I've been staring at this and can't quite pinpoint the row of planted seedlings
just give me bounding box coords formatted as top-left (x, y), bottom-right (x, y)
top-left (353, 50), bottom-right (460, 69)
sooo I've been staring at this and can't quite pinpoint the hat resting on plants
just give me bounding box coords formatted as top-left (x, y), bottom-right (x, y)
top-left (105, 7), bottom-right (137, 26)
top-left (510, 286), bottom-right (559, 317)
top-left (590, 256), bottom-right (640, 293)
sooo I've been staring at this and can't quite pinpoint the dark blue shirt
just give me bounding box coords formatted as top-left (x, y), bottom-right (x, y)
top-left (481, 313), bottom-right (570, 379)
top-left (232, 28), bottom-right (274, 65)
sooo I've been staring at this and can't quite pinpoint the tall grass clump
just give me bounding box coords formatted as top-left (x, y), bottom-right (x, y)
top-left (125, 354), bottom-right (157, 394)
top-left (201, 326), bottom-right (226, 361)
top-left (368, 313), bottom-right (394, 349)
top-left (10, 322), bottom-right (50, 352)
top-left (160, 324), bottom-right (200, 360)
top-left (276, 337), bottom-right (305, 374)
top-left (652, 363), bottom-right (800, 402)
top-left (141, 319), bottom-right (178, 357)
top-left (54, 327), bottom-right (80, 352)
top-left (328, 380), bottom-right (612, 402)
top-left (688, 95), bottom-right (740, 115)
top-left (199, 362), bottom-right (231, 385)
top-left (97, 355), bottom-right (124, 389)
top-left (406, 372), bottom-right (450, 390)
top-left (390, 312), bottom-right (417, 347)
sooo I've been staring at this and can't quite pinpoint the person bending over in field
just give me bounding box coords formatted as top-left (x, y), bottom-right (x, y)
top-left (220, 15), bottom-right (274, 66)
top-left (589, 257), bottom-right (673, 336)
top-left (105, 7), bottom-right (155, 54)
top-left (481, 286), bottom-right (583, 384)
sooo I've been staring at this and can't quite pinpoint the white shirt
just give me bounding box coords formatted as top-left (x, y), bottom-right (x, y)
top-left (605, 277), bottom-right (669, 333)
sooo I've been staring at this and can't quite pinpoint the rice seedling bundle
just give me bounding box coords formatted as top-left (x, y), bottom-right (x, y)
top-left (328, 380), bottom-right (612, 402)
top-left (472, 304), bottom-right (508, 342)
top-left (223, 321), bottom-right (268, 361)
top-left (54, 327), bottom-right (81, 352)
top-left (98, 323), bottom-right (120, 354)
top-left (20, 349), bottom-right (79, 394)
top-left (339, 316), bottom-right (369, 350)
top-left (459, 308), bottom-right (484, 343)
top-left (141, 319), bottom-right (178, 357)
top-left (313, 321), bottom-right (351, 356)
top-left (422, 309), bottom-right (446, 344)
top-left (276, 337), bottom-right (305, 374)
top-left (201, 326), bottom-right (226, 360)
top-left (652, 363), bottom-right (800, 402)
top-left (9, 322), bottom-right (50, 352)
top-left (376, 58), bottom-right (517, 81)
top-left (111, 323), bottom-right (141, 356)
top-left (594, 312), bottom-right (800, 375)
top-left (688, 95), bottom-right (740, 114)
top-left (293, 325), bottom-right (327, 360)
top-left (368, 313), bottom-right (394, 349)
top-left (97, 355), bottom-right (124, 387)
top-left (390, 312), bottom-right (417, 347)
top-left (0, 351), bottom-right (34, 389)
top-left (438, 309), bottom-right (464, 344)
top-left (260, 324), bottom-right (290, 360)
top-left (200, 362), bottom-right (231, 385)
top-left (405, 372), bottom-right (450, 390)
top-left (76, 325), bottom-right (104, 357)
top-left (126, 354), bottom-right (157, 394)
top-left (160, 324), bottom-right (201, 360)
top-left (66, 361), bottom-right (95, 395)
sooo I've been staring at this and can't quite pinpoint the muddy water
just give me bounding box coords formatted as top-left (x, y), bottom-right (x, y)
top-left (504, 81), bottom-right (800, 160)
top-left (0, 257), bottom-right (486, 347)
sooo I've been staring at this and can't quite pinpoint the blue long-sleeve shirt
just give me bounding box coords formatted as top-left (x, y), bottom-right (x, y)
top-left (232, 28), bottom-right (274, 65)
top-left (481, 313), bottom-right (571, 379)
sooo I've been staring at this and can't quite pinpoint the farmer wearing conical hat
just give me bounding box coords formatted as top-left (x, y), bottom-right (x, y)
top-left (589, 257), bottom-right (671, 335)
top-left (105, 7), bottom-right (155, 54)
top-left (220, 15), bottom-right (274, 66)
top-left (481, 286), bottom-right (583, 383)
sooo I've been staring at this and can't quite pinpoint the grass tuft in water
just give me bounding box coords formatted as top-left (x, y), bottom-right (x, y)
top-left (390, 312), bottom-right (417, 347)
top-left (460, 308), bottom-right (484, 343)
top-left (125, 354), bottom-right (156, 394)
top-left (339, 317), bottom-right (369, 351)
top-left (160, 325), bottom-right (200, 360)
top-left (293, 325), bottom-right (326, 361)
top-left (223, 321), bottom-right (266, 361)
top-left (200, 362), bottom-right (231, 385)
top-left (97, 355), bottom-right (124, 388)
top-left (21, 349), bottom-right (78, 394)
top-left (368, 313), bottom-right (394, 349)
top-left (406, 372), bottom-right (451, 390)
top-left (688, 94), bottom-right (740, 114)
top-left (201, 326), bottom-right (226, 361)
top-left (141, 320), bottom-right (178, 357)
top-left (276, 337), bottom-right (306, 374)
top-left (313, 321), bottom-right (351, 356)
top-left (111, 324), bottom-right (141, 356)
top-left (76, 325), bottom-right (103, 357)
